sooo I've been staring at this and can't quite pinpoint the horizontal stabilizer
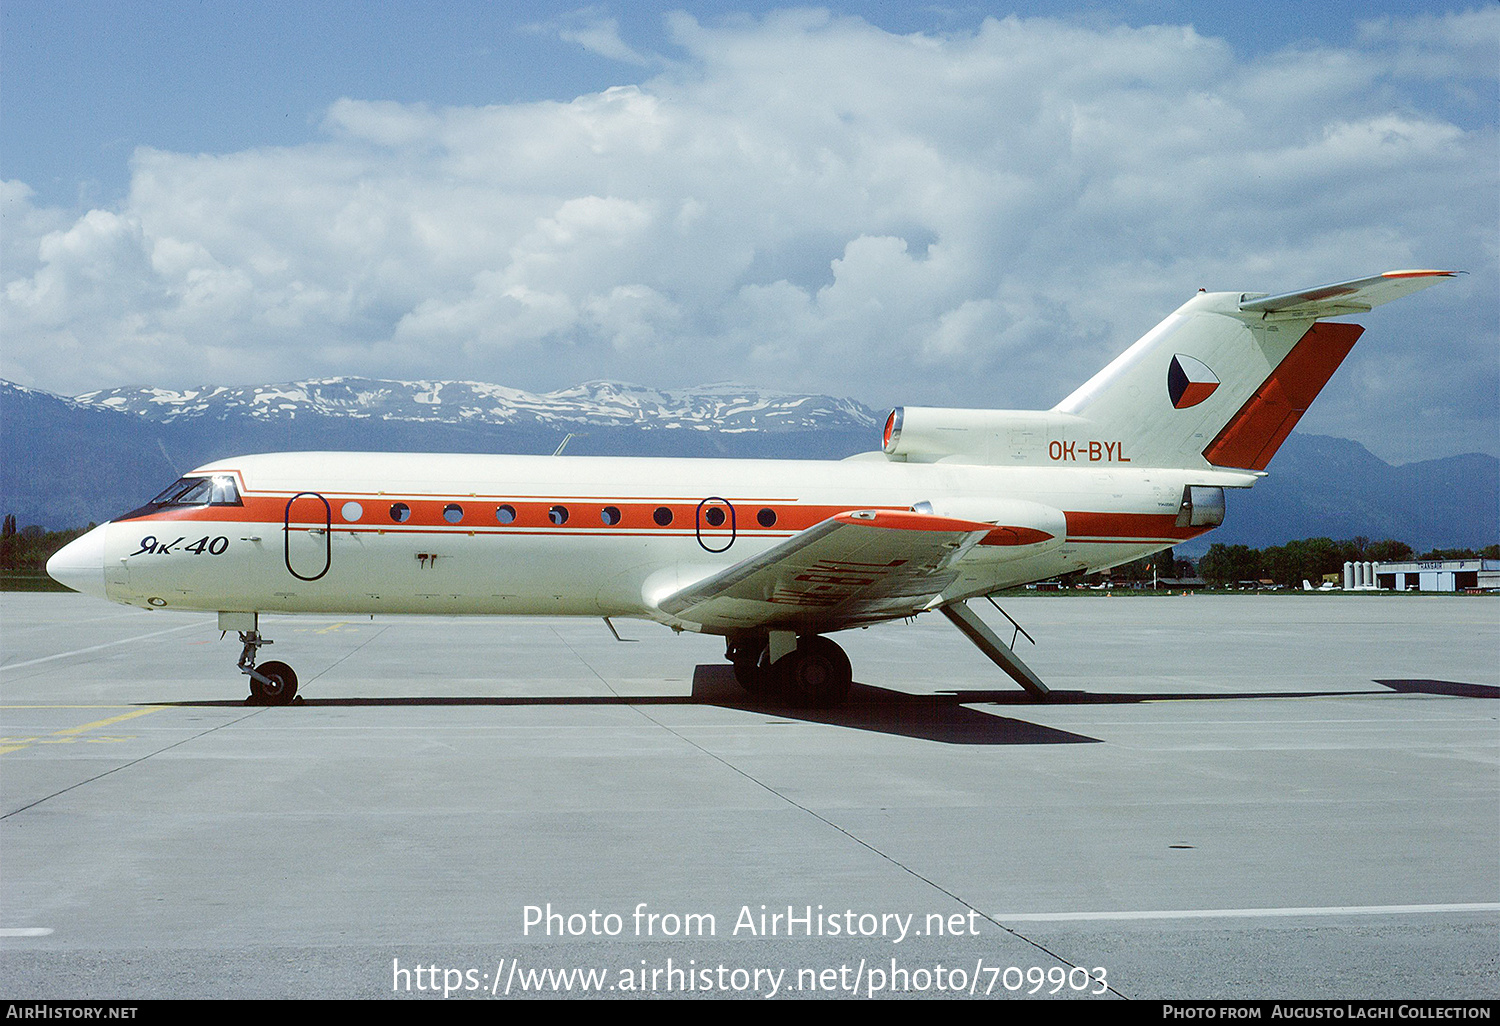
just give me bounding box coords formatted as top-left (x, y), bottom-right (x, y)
top-left (1238, 270), bottom-right (1459, 317)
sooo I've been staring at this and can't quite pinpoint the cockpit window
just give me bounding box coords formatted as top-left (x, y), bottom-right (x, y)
top-left (119, 475), bottom-right (242, 520)
top-left (149, 478), bottom-right (213, 505)
top-left (209, 476), bottom-right (241, 504)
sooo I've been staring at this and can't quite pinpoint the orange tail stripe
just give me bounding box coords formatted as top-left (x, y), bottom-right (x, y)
top-left (1202, 322), bottom-right (1363, 470)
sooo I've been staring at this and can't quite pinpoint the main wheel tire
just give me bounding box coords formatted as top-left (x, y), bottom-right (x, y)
top-left (731, 640), bottom-right (773, 694)
top-left (778, 636), bottom-right (852, 708)
top-left (250, 660), bottom-right (298, 705)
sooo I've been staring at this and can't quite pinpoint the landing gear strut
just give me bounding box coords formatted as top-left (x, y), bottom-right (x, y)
top-left (939, 600), bottom-right (1049, 697)
top-left (235, 627), bottom-right (299, 705)
top-left (726, 633), bottom-right (852, 707)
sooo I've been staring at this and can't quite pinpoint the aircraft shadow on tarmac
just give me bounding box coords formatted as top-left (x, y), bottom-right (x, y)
top-left (156, 671), bottom-right (1494, 747)
top-left (1373, 679), bottom-right (1498, 699)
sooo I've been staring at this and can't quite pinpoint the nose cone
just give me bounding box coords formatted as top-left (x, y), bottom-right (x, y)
top-left (47, 523), bottom-right (110, 600)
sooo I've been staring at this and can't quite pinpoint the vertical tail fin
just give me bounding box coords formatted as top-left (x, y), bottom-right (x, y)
top-left (1053, 271), bottom-right (1458, 471)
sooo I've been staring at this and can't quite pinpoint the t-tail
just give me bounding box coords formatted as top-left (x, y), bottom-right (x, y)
top-left (879, 270), bottom-right (1459, 471)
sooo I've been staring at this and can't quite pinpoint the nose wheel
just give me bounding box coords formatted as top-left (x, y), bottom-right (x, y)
top-left (249, 660), bottom-right (298, 704)
top-left (237, 630), bottom-right (299, 705)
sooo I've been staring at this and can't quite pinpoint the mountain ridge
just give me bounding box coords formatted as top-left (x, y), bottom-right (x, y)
top-left (2, 378), bottom-right (1493, 554)
top-left (70, 376), bottom-right (880, 433)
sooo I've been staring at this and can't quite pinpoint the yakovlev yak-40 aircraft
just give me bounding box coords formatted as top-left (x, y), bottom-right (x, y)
top-left (48, 270), bottom-right (1457, 706)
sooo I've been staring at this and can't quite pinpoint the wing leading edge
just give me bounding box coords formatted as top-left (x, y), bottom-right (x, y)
top-left (656, 510), bottom-right (1005, 634)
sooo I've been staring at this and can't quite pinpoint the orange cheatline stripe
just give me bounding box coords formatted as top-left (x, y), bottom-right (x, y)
top-left (121, 499), bottom-right (900, 532)
top-left (121, 503), bottom-right (1198, 541)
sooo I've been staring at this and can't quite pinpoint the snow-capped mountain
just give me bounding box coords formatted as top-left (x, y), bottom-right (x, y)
top-left (1, 377), bottom-right (886, 529)
top-left (72, 377), bottom-right (881, 433)
top-left (1, 378), bottom-right (1494, 553)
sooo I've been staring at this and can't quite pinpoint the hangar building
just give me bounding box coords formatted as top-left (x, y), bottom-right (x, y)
top-left (1375, 558), bottom-right (1500, 593)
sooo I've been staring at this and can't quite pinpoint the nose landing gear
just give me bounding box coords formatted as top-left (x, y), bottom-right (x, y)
top-left (225, 615), bottom-right (300, 705)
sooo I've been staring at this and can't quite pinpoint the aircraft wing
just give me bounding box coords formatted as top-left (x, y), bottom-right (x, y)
top-left (656, 510), bottom-right (998, 634)
top-left (1238, 269), bottom-right (1459, 317)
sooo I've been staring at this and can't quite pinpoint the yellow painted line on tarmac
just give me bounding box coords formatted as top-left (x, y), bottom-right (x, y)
top-left (53, 707), bottom-right (164, 735)
top-left (315, 621), bottom-right (351, 634)
top-left (0, 706), bottom-right (165, 754)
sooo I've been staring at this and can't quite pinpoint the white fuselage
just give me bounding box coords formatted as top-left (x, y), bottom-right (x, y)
top-left (72, 450), bottom-right (1227, 633)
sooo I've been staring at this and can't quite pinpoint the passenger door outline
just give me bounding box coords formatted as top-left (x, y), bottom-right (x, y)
top-left (284, 492), bottom-right (332, 581)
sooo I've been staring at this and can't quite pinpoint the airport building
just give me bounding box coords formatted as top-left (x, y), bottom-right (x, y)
top-left (1374, 558), bottom-right (1500, 593)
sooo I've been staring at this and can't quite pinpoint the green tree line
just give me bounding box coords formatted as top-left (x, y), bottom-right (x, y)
top-left (1195, 537), bottom-right (1499, 588)
top-left (1, 515), bottom-right (91, 573)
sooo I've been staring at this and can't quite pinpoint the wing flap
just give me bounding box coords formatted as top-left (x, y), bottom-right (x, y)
top-left (657, 510), bottom-right (995, 633)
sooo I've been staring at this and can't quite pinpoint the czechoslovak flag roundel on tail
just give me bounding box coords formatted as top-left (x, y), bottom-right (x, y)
top-left (1167, 354), bottom-right (1219, 409)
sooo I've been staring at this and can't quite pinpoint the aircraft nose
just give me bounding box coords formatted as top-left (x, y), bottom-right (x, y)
top-left (46, 523), bottom-right (110, 601)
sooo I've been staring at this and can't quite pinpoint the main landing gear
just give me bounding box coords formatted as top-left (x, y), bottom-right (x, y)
top-left (222, 613), bottom-right (299, 705)
top-left (725, 599), bottom-right (1051, 709)
top-left (727, 632), bottom-right (853, 708)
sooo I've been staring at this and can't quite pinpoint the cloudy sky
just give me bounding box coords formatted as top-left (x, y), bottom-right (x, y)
top-left (2, 1), bottom-right (1495, 463)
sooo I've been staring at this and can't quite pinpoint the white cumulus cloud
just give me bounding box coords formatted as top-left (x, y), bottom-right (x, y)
top-left (1, 9), bottom-right (1494, 462)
